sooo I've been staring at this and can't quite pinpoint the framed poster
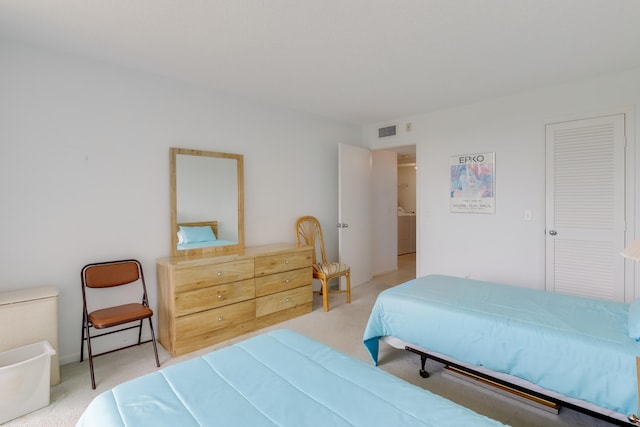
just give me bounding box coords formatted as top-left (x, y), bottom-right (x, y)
top-left (450, 152), bottom-right (495, 213)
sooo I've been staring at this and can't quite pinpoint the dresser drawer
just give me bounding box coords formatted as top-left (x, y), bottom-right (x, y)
top-left (175, 300), bottom-right (256, 338)
top-left (175, 278), bottom-right (255, 316)
top-left (174, 259), bottom-right (254, 291)
top-left (255, 285), bottom-right (313, 317)
top-left (254, 249), bottom-right (312, 276)
top-left (255, 267), bottom-right (311, 297)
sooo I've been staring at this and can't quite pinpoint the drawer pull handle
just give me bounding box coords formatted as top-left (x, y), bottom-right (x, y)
top-left (218, 316), bottom-right (223, 321)
top-left (285, 298), bottom-right (290, 302)
top-left (284, 259), bottom-right (289, 264)
top-left (217, 293), bottom-right (223, 299)
top-left (285, 279), bottom-right (290, 283)
top-left (217, 272), bottom-right (222, 277)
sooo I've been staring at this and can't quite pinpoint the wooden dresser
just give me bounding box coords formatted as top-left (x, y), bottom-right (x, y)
top-left (156, 243), bottom-right (313, 356)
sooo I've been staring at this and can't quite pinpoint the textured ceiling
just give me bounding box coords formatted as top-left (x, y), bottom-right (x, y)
top-left (1, 0), bottom-right (639, 125)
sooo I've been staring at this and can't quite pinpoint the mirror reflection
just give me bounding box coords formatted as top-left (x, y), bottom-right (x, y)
top-left (170, 148), bottom-right (244, 257)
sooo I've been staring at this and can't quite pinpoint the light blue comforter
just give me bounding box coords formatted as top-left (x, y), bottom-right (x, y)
top-left (363, 274), bottom-right (640, 417)
top-left (77, 329), bottom-right (507, 426)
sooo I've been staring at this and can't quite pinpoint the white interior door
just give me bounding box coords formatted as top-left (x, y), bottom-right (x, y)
top-left (338, 143), bottom-right (372, 287)
top-left (545, 114), bottom-right (626, 301)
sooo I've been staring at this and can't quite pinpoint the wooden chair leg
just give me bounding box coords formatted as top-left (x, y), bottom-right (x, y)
top-left (322, 280), bottom-right (330, 312)
top-left (346, 273), bottom-right (351, 304)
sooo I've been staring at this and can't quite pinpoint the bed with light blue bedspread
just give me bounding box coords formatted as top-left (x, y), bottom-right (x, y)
top-left (77, 329), bottom-right (506, 427)
top-left (363, 274), bottom-right (640, 418)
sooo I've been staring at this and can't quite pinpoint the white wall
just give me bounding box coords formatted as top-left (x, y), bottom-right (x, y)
top-left (0, 38), bottom-right (360, 364)
top-left (364, 67), bottom-right (640, 290)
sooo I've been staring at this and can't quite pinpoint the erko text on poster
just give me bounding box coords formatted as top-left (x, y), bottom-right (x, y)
top-left (456, 154), bottom-right (486, 164)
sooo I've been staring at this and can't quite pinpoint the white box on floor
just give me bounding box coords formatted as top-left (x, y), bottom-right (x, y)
top-left (0, 341), bottom-right (56, 424)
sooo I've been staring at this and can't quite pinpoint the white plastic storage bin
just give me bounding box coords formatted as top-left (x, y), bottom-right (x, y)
top-left (0, 341), bottom-right (56, 424)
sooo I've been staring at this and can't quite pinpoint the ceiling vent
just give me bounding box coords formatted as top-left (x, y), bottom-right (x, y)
top-left (378, 125), bottom-right (397, 138)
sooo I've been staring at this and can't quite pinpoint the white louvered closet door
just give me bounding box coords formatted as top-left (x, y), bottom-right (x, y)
top-left (545, 114), bottom-right (626, 301)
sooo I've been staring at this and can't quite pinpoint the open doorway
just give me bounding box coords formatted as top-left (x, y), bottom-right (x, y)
top-left (371, 145), bottom-right (416, 276)
top-left (396, 147), bottom-right (416, 256)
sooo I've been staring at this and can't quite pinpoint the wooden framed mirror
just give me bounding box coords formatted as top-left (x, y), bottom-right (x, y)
top-left (170, 147), bottom-right (244, 257)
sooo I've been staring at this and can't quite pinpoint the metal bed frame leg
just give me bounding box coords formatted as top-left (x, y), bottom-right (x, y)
top-left (405, 346), bottom-right (430, 378)
top-left (419, 354), bottom-right (430, 378)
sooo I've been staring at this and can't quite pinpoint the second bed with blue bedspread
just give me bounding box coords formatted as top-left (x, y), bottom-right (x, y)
top-left (363, 274), bottom-right (640, 419)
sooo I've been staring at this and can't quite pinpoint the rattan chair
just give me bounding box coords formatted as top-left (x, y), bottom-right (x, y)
top-left (80, 259), bottom-right (160, 389)
top-left (296, 216), bottom-right (351, 312)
